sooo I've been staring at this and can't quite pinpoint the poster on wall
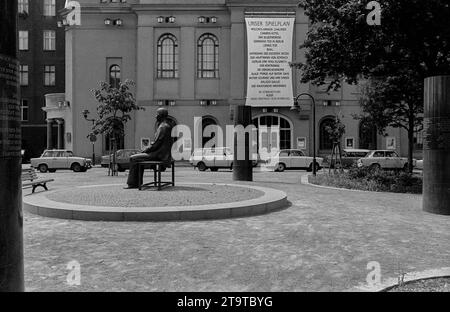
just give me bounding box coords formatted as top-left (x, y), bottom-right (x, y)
top-left (297, 137), bottom-right (306, 150)
top-left (386, 137), bottom-right (396, 150)
top-left (245, 16), bottom-right (295, 107)
top-left (345, 137), bottom-right (355, 149)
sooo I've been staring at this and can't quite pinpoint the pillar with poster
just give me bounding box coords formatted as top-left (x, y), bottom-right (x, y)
top-left (0, 0), bottom-right (25, 291)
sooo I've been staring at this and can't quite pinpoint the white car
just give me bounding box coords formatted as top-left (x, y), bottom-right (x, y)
top-left (357, 150), bottom-right (416, 171)
top-left (31, 150), bottom-right (92, 173)
top-left (189, 147), bottom-right (258, 171)
top-left (265, 149), bottom-right (323, 172)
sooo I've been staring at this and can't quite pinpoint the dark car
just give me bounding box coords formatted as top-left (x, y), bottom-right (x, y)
top-left (325, 149), bottom-right (370, 169)
top-left (101, 149), bottom-right (140, 172)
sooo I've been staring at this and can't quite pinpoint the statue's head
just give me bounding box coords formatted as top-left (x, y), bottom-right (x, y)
top-left (156, 107), bottom-right (169, 123)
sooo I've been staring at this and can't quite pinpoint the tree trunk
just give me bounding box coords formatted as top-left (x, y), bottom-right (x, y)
top-left (407, 116), bottom-right (415, 174)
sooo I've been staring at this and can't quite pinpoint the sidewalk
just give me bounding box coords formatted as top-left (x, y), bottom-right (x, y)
top-left (23, 168), bottom-right (450, 291)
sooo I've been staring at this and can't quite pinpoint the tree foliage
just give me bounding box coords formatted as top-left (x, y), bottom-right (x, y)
top-left (295, 0), bottom-right (450, 90)
top-left (294, 0), bottom-right (450, 172)
top-left (90, 80), bottom-right (143, 140)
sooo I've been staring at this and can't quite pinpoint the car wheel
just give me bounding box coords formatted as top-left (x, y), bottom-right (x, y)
top-left (197, 162), bottom-right (207, 172)
top-left (276, 163), bottom-right (286, 172)
top-left (230, 163), bottom-right (233, 171)
top-left (370, 163), bottom-right (381, 172)
top-left (38, 164), bottom-right (48, 173)
top-left (71, 163), bottom-right (82, 173)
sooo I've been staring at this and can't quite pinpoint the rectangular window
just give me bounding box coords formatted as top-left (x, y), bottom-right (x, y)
top-left (20, 65), bottom-right (29, 86)
top-left (21, 99), bottom-right (29, 121)
top-left (18, 0), bottom-right (29, 13)
top-left (44, 65), bottom-right (56, 86)
top-left (43, 0), bottom-right (56, 16)
top-left (43, 30), bottom-right (56, 51)
top-left (19, 31), bottom-right (28, 50)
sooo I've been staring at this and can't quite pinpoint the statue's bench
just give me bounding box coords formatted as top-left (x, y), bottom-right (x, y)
top-left (137, 160), bottom-right (175, 191)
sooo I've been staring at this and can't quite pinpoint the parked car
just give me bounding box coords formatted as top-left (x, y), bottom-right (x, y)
top-left (189, 147), bottom-right (258, 171)
top-left (357, 150), bottom-right (416, 171)
top-left (265, 149), bottom-right (323, 172)
top-left (101, 149), bottom-right (140, 172)
top-left (31, 150), bottom-right (92, 173)
top-left (415, 159), bottom-right (423, 170)
top-left (324, 149), bottom-right (370, 169)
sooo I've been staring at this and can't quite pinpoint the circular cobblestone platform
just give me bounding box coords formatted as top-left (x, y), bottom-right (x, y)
top-left (23, 183), bottom-right (288, 222)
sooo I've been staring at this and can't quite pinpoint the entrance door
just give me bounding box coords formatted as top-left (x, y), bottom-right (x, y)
top-left (253, 115), bottom-right (292, 158)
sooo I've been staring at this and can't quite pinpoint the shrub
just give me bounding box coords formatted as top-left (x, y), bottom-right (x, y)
top-left (309, 167), bottom-right (422, 194)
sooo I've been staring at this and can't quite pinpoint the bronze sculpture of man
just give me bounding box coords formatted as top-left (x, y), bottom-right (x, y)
top-left (125, 107), bottom-right (173, 189)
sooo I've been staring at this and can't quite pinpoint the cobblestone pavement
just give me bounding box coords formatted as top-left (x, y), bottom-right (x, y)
top-left (23, 167), bottom-right (450, 292)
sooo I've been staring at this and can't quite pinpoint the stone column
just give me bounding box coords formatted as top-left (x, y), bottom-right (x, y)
top-left (423, 76), bottom-right (450, 215)
top-left (56, 119), bottom-right (64, 149)
top-left (0, 0), bottom-right (24, 292)
top-left (46, 119), bottom-right (53, 149)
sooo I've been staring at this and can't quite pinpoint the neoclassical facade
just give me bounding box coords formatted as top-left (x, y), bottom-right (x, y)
top-left (59, 0), bottom-right (417, 160)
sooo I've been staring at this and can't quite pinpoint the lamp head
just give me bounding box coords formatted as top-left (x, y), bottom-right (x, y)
top-left (291, 100), bottom-right (300, 112)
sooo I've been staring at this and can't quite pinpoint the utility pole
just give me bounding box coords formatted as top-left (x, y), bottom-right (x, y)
top-left (0, 0), bottom-right (25, 292)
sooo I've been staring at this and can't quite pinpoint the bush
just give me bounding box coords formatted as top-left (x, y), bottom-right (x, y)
top-left (309, 167), bottom-right (422, 194)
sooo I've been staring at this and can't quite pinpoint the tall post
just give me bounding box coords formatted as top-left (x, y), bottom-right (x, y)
top-left (312, 96), bottom-right (317, 176)
top-left (56, 119), bottom-right (64, 149)
top-left (46, 119), bottom-right (53, 149)
top-left (423, 76), bottom-right (450, 215)
top-left (0, 0), bottom-right (25, 291)
top-left (233, 105), bottom-right (253, 181)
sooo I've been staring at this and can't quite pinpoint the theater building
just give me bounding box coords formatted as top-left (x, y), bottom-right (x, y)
top-left (55, 0), bottom-right (421, 161)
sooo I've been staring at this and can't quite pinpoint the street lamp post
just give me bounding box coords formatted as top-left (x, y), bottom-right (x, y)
top-left (292, 93), bottom-right (317, 176)
top-left (82, 109), bottom-right (96, 166)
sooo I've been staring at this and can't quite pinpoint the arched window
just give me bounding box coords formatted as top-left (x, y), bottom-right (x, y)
top-left (109, 65), bottom-right (121, 88)
top-left (359, 120), bottom-right (377, 149)
top-left (157, 34), bottom-right (178, 78)
top-left (319, 117), bottom-right (335, 150)
top-left (197, 34), bottom-right (219, 78)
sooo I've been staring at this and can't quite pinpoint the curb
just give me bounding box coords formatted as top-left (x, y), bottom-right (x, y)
top-left (23, 183), bottom-right (288, 222)
top-left (300, 174), bottom-right (422, 196)
top-left (348, 267), bottom-right (450, 292)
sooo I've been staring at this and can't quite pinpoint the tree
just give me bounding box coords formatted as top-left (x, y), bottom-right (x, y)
top-left (358, 72), bottom-right (424, 172)
top-left (325, 114), bottom-right (346, 173)
top-left (90, 80), bottom-right (143, 175)
top-left (293, 0), bottom-right (450, 172)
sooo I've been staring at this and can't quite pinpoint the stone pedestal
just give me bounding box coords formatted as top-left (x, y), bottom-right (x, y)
top-left (423, 76), bottom-right (450, 215)
top-left (0, 0), bottom-right (25, 292)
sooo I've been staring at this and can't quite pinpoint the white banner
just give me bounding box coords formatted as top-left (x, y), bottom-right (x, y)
top-left (245, 17), bottom-right (295, 107)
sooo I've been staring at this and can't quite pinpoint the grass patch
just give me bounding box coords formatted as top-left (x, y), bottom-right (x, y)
top-left (309, 166), bottom-right (422, 194)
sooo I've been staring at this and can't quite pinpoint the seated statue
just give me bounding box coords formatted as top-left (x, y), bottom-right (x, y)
top-left (124, 107), bottom-right (173, 189)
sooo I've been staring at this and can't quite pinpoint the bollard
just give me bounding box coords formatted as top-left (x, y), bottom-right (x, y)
top-left (423, 76), bottom-right (450, 215)
top-left (233, 105), bottom-right (253, 181)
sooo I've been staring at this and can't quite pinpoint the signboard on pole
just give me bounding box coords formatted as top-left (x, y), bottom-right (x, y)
top-left (245, 16), bottom-right (295, 107)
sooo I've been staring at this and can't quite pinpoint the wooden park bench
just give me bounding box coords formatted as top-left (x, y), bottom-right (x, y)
top-left (22, 168), bottom-right (54, 193)
top-left (138, 160), bottom-right (175, 191)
